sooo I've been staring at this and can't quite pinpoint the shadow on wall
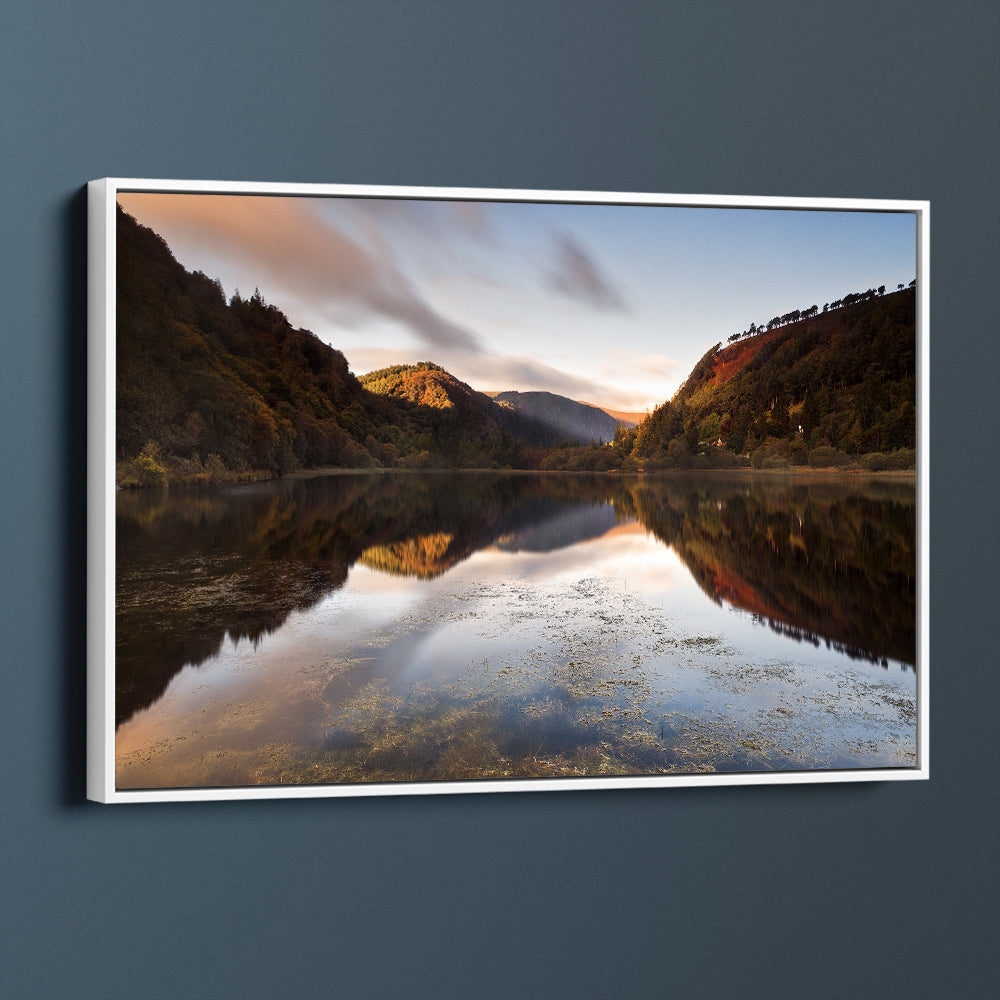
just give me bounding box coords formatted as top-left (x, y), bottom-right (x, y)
top-left (62, 186), bottom-right (89, 806)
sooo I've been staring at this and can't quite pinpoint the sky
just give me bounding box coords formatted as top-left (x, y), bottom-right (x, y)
top-left (117, 191), bottom-right (917, 413)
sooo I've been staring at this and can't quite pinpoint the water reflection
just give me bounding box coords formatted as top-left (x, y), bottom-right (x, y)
top-left (116, 471), bottom-right (916, 732)
top-left (618, 476), bottom-right (916, 669)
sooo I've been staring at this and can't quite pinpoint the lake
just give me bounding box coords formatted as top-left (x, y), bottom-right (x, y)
top-left (114, 471), bottom-right (917, 789)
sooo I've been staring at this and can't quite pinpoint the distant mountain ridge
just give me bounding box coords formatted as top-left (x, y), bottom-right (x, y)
top-left (489, 390), bottom-right (622, 444)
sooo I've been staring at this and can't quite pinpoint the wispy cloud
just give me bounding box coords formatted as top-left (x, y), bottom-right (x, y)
top-left (451, 352), bottom-right (656, 411)
top-left (118, 193), bottom-right (673, 410)
top-left (597, 348), bottom-right (680, 387)
top-left (118, 193), bottom-right (481, 353)
top-left (546, 231), bottom-right (628, 312)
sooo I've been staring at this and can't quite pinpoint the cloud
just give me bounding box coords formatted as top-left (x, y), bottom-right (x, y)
top-left (597, 348), bottom-right (680, 386)
top-left (116, 194), bottom-right (667, 410)
top-left (452, 352), bottom-right (649, 410)
top-left (343, 196), bottom-right (496, 247)
top-left (546, 232), bottom-right (628, 312)
top-left (117, 193), bottom-right (481, 353)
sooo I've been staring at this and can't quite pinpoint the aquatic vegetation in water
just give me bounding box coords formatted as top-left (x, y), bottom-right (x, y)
top-left (114, 472), bottom-right (917, 789)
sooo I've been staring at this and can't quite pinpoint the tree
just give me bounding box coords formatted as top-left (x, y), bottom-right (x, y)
top-left (726, 410), bottom-right (749, 453)
top-left (700, 411), bottom-right (723, 441)
top-left (133, 440), bottom-right (168, 486)
top-left (769, 386), bottom-right (791, 437)
top-left (800, 388), bottom-right (821, 440)
top-left (685, 420), bottom-right (700, 454)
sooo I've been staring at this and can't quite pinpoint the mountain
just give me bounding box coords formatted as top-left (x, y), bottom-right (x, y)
top-left (114, 207), bottom-right (531, 481)
top-left (618, 287), bottom-right (917, 470)
top-left (115, 203), bottom-right (407, 481)
top-left (360, 362), bottom-right (505, 437)
top-left (490, 390), bottom-right (622, 444)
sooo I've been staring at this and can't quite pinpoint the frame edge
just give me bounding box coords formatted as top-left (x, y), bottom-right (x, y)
top-left (87, 179), bottom-right (116, 803)
top-left (90, 180), bottom-right (930, 802)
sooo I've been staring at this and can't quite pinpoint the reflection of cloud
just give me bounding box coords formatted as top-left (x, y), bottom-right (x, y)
top-left (474, 526), bottom-right (683, 591)
top-left (118, 193), bottom-right (481, 353)
top-left (547, 232), bottom-right (627, 311)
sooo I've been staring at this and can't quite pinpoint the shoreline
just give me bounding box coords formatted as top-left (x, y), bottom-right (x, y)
top-left (226, 464), bottom-right (919, 481)
top-left (122, 463), bottom-right (918, 490)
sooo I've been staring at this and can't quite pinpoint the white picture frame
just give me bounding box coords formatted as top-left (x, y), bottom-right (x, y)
top-left (88, 177), bottom-right (929, 803)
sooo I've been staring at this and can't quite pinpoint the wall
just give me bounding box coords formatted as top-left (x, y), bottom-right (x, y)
top-left (1, 2), bottom-right (997, 997)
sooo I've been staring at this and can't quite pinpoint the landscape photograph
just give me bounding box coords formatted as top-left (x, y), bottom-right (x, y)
top-left (102, 185), bottom-right (924, 794)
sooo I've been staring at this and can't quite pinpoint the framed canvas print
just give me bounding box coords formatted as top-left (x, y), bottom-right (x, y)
top-left (87, 178), bottom-right (929, 803)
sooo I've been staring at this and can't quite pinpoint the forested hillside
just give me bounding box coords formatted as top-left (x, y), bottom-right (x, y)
top-left (613, 287), bottom-right (917, 471)
top-left (117, 205), bottom-right (390, 482)
top-left (115, 207), bottom-right (529, 483)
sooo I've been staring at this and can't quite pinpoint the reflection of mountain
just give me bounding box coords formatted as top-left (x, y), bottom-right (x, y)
top-left (494, 502), bottom-right (620, 552)
top-left (116, 471), bottom-right (916, 727)
top-left (617, 475), bottom-right (916, 667)
top-left (357, 500), bottom-right (623, 576)
top-left (359, 533), bottom-right (457, 579)
top-left (116, 473), bottom-right (616, 724)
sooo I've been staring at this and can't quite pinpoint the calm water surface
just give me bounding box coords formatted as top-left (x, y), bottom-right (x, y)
top-left (115, 472), bottom-right (917, 788)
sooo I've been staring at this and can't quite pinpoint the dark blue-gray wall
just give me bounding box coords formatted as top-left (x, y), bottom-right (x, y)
top-left (1, 2), bottom-right (997, 997)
